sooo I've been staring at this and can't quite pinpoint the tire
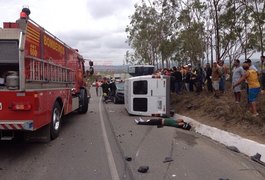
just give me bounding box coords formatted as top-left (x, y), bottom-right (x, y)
top-left (50, 101), bottom-right (61, 140)
top-left (78, 89), bottom-right (88, 113)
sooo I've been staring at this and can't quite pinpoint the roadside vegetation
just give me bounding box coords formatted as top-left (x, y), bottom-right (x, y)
top-left (126, 0), bottom-right (265, 69)
top-left (171, 86), bottom-right (265, 144)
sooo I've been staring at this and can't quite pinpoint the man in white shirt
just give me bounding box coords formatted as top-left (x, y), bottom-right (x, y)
top-left (232, 59), bottom-right (244, 103)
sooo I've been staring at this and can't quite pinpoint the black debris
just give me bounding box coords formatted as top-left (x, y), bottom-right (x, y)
top-left (125, 157), bottom-right (132, 161)
top-left (138, 166), bottom-right (149, 173)
top-left (251, 153), bottom-right (265, 166)
top-left (226, 146), bottom-right (240, 153)
top-left (163, 157), bottom-right (173, 163)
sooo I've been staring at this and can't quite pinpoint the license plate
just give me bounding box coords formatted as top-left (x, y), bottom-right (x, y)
top-left (0, 102), bottom-right (2, 110)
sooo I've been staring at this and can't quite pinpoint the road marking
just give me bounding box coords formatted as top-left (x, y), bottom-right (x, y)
top-left (99, 96), bottom-right (120, 180)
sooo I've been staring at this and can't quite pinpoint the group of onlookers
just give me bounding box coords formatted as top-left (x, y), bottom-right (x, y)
top-left (155, 55), bottom-right (265, 117)
top-left (157, 60), bottom-right (228, 96)
top-left (94, 77), bottom-right (119, 103)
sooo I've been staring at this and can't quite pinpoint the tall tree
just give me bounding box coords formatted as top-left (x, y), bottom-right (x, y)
top-left (176, 0), bottom-right (206, 66)
top-left (126, 2), bottom-right (159, 65)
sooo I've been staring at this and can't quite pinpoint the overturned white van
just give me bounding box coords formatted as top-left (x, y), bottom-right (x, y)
top-left (124, 75), bottom-right (170, 117)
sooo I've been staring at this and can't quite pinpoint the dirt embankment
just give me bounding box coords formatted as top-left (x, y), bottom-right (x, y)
top-left (171, 89), bottom-right (265, 144)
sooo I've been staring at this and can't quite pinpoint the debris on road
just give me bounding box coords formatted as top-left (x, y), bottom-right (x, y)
top-left (125, 157), bottom-right (132, 161)
top-left (251, 153), bottom-right (265, 166)
top-left (163, 157), bottom-right (173, 163)
top-left (226, 146), bottom-right (240, 153)
top-left (138, 166), bottom-right (149, 173)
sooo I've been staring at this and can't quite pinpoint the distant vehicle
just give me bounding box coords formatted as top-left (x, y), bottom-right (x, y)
top-left (128, 65), bottom-right (155, 77)
top-left (124, 75), bottom-right (170, 117)
top-left (113, 82), bottom-right (124, 104)
top-left (114, 73), bottom-right (121, 81)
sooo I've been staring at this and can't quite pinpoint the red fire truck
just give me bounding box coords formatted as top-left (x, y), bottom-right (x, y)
top-left (0, 8), bottom-right (89, 141)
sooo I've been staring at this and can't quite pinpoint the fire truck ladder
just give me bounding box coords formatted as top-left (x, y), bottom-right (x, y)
top-left (25, 56), bottom-right (75, 84)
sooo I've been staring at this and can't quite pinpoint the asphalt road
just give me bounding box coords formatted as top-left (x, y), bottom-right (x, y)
top-left (0, 87), bottom-right (265, 180)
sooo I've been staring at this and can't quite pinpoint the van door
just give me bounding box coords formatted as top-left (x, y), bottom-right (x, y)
top-left (147, 78), bottom-right (167, 115)
top-left (148, 78), bottom-right (167, 97)
top-left (131, 79), bottom-right (148, 113)
top-left (131, 76), bottom-right (169, 116)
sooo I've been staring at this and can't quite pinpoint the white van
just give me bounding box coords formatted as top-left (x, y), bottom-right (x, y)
top-left (124, 75), bottom-right (170, 117)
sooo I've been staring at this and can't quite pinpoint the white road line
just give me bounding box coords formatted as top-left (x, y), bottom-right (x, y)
top-left (99, 97), bottom-right (120, 180)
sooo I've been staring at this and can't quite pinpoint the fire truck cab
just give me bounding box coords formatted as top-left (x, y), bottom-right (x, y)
top-left (0, 8), bottom-right (89, 141)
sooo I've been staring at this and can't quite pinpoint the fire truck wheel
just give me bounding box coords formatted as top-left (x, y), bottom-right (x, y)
top-left (50, 101), bottom-right (61, 140)
top-left (78, 89), bottom-right (88, 113)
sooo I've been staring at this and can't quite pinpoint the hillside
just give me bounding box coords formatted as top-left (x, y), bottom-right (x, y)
top-left (171, 85), bottom-right (265, 144)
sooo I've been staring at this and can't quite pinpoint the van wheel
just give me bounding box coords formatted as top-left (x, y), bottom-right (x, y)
top-left (79, 89), bottom-right (88, 113)
top-left (50, 101), bottom-right (61, 140)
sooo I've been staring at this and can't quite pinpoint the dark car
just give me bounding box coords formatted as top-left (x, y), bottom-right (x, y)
top-left (113, 82), bottom-right (124, 104)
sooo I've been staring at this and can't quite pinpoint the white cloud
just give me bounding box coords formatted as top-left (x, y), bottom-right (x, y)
top-left (0, 0), bottom-right (139, 65)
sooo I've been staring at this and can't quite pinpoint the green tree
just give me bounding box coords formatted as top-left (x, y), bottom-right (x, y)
top-left (176, 0), bottom-right (206, 66)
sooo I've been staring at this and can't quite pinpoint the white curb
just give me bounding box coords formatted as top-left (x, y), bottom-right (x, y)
top-left (174, 114), bottom-right (265, 162)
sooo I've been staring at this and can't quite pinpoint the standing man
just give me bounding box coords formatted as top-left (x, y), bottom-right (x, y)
top-left (101, 77), bottom-right (109, 97)
top-left (183, 65), bottom-right (191, 92)
top-left (85, 76), bottom-right (91, 98)
top-left (172, 66), bottom-right (182, 94)
top-left (193, 63), bottom-right (204, 95)
top-left (95, 79), bottom-right (100, 96)
top-left (211, 62), bottom-right (221, 98)
top-left (232, 59), bottom-right (244, 103)
top-left (218, 60), bottom-right (228, 93)
top-left (205, 63), bottom-right (213, 92)
top-left (233, 63), bottom-right (260, 117)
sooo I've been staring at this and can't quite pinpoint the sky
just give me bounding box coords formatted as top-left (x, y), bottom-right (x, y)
top-left (0, 0), bottom-right (140, 66)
